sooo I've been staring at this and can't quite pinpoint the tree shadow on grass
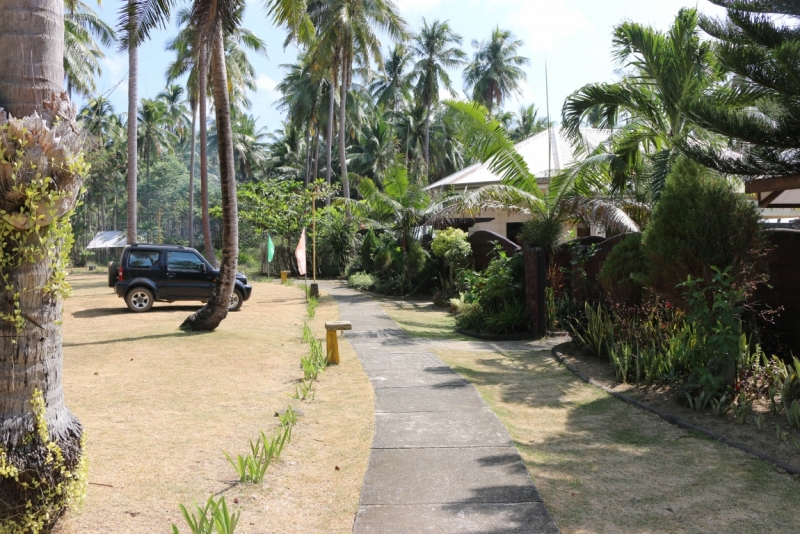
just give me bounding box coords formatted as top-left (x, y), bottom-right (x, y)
top-left (445, 350), bottom-right (800, 532)
top-left (64, 330), bottom-right (211, 347)
top-left (72, 305), bottom-right (202, 319)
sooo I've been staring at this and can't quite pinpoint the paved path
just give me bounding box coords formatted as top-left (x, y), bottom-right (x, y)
top-left (325, 284), bottom-right (560, 533)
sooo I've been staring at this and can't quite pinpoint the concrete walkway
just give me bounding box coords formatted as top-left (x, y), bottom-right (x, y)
top-left (325, 284), bottom-right (560, 533)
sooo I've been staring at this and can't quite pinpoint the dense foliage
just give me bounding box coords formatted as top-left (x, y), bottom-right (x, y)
top-left (642, 158), bottom-right (768, 305)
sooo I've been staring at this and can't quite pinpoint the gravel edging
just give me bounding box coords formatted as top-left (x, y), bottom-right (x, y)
top-left (551, 343), bottom-right (800, 477)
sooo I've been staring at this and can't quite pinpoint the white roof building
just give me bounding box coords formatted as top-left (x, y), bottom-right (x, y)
top-left (427, 127), bottom-right (611, 240)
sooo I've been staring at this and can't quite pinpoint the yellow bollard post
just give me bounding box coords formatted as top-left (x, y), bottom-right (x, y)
top-left (280, 270), bottom-right (289, 283)
top-left (326, 329), bottom-right (339, 365)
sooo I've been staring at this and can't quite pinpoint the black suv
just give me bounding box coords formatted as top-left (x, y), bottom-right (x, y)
top-left (108, 244), bottom-right (252, 312)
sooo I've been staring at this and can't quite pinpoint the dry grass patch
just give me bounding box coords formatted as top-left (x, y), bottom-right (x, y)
top-left (433, 347), bottom-right (800, 533)
top-left (54, 273), bottom-right (373, 534)
top-left (376, 297), bottom-right (469, 341)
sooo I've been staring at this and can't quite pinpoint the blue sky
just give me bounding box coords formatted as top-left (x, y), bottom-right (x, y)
top-left (86, 0), bottom-right (726, 132)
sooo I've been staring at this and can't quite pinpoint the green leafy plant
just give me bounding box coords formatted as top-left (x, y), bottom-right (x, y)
top-left (289, 379), bottom-right (315, 401)
top-left (302, 321), bottom-right (313, 344)
top-left (598, 233), bottom-right (647, 305)
top-left (301, 355), bottom-right (321, 381)
top-left (642, 158), bottom-right (769, 306)
top-left (571, 302), bottom-right (614, 360)
top-left (348, 272), bottom-right (377, 291)
top-left (172, 496), bottom-right (240, 534)
top-left (307, 296), bottom-right (318, 319)
top-left (730, 392), bottom-right (752, 424)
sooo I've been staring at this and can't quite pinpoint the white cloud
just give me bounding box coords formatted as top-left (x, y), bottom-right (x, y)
top-left (395, 0), bottom-right (445, 15)
top-left (497, 0), bottom-right (592, 53)
top-left (256, 74), bottom-right (278, 93)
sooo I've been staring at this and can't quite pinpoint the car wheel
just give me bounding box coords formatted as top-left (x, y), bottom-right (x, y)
top-left (126, 288), bottom-right (154, 312)
top-left (228, 289), bottom-right (244, 311)
top-left (108, 262), bottom-right (119, 287)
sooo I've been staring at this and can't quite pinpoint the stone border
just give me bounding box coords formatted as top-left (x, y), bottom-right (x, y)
top-left (551, 343), bottom-right (800, 477)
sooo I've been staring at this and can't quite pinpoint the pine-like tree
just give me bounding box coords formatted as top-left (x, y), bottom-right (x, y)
top-left (681, 0), bottom-right (800, 201)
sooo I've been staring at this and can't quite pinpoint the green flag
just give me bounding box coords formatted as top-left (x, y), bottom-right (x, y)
top-left (267, 235), bottom-right (275, 262)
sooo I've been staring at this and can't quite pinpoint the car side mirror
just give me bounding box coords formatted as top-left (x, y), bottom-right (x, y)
top-left (200, 264), bottom-right (207, 272)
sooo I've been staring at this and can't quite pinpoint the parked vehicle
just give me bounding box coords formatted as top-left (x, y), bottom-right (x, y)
top-left (108, 244), bottom-right (252, 312)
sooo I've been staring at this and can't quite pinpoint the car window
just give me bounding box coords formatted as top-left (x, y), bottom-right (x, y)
top-left (128, 250), bottom-right (160, 268)
top-left (167, 251), bottom-right (205, 271)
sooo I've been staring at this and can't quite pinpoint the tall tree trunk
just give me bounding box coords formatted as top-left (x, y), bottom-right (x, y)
top-left (0, 2), bottom-right (84, 525)
top-left (313, 127), bottom-right (320, 184)
top-left (126, 3), bottom-right (138, 244)
top-left (325, 76), bottom-right (335, 206)
top-left (304, 128), bottom-right (311, 187)
top-left (424, 99), bottom-right (431, 180)
top-left (188, 106), bottom-right (196, 248)
top-left (181, 28), bottom-right (238, 331)
top-left (339, 61), bottom-right (351, 213)
top-left (198, 44), bottom-right (216, 266)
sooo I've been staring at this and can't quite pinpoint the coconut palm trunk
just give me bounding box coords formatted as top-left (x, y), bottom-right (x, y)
top-left (325, 76), bottom-right (335, 205)
top-left (0, 0), bottom-right (85, 526)
top-left (198, 44), bottom-right (216, 266)
top-left (424, 101), bottom-right (431, 175)
top-left (181, 27), bottom-right (238, 331)
top-left (127, 1), bottom-right (138, 244)
top-left (188, 104), bottom-right (197, 248)
top-left (338, 60), bottom-right (351, 210)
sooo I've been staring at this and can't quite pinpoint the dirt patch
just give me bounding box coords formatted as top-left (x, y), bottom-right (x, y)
top-left (433, 347), bottom-right (800, 533)
top-left (54, 274), bottom-right (373, 534)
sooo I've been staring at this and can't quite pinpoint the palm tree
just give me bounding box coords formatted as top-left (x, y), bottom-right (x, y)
top-left (0, 1), bottom-right (86, 525)
top-left (210, 111), bottom-right (269, 181)
top-left (357, 157), bottom-right (431, 251)
top-left (276, 55), bottom-right (326, 186)
top-left (371, 43), bottom-right (413, 112)
top-left (309, 0), bottom-right (408, 208)
top-left (561, 8), bottom-right (716, 200)
top-left (138, 99), bottom-right (179, 182)
top-left (409, 19), bottom-right (465, 176)
top-left (463, 27), bottom-right (529, 114)
top-left (119, 0), bottom-right (140, 244)
top-left (510, 104), bottom-right (548, 141)
top-left (64, 0), bottom-right (116, 96)
top-left (165, 6), bottom-right (267, 264)
top-left (350, 114), bottom-right (397, 182)
top-left (157, 83), bottom-right (190, 136)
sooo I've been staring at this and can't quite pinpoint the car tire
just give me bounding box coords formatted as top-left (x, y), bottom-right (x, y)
top-left (228, 289), bottom-right (244, 312)
top-left (108, 262), bottom-right (119, 287)
top-left (126, 287), bottom-right (154, 312)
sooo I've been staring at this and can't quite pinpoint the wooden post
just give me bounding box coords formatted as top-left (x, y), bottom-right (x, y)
top-left (324, 321), bottom-right (351, 365)
top-left (523, 245), bottom-right (547, 339)
top-left (326, 330), bottom-right (339, 364)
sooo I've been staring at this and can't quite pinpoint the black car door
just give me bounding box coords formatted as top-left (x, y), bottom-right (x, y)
top-left (164, 250), bottom-right (213, 299)
top-left (126, 249), bottom-right (165, 289)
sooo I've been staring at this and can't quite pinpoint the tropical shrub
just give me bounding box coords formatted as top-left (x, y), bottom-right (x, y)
top-left (430, 228), bottom-right (472, 306)
top-left (317, 207), bottom-right (359, 276)
top-left (597, 233), bottom-right (647, 305)
top-left (642, 157), bottom-right (768, 305)
top-left (520, 215), bottom-right (562, 253)
top-left (360, 228), bottom-right (380, 272)
top-left (455, 245), bottom-right (528, 335)
top-left (431, 228), bottom-right (472, 272)
top-left (349, 272), bottom-right (377, 291)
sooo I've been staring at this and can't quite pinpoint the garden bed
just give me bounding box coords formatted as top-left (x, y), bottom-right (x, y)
top-left (54, 273), bottom-right (373, 534)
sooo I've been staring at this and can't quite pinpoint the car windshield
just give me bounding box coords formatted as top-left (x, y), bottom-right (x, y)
top-left (128, 250), bottom-right (160, 268)
top-left (167, 251), bottom-right (205, 271)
